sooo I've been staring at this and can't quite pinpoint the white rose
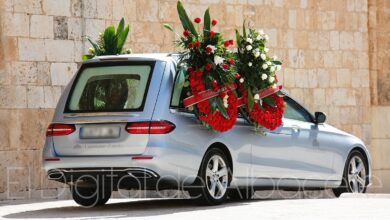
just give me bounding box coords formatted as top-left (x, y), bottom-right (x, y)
top-left (269, 76), bottom-right (275, 83)
top-left (254, 51), bottom-right (260, 58)
top-left (258, 29), bottom-right (265, 35)
top-left (246, 45), bottom-right (253, 51)
top-left (248, 62), bottom-right (253, 67)
top-left (255, 48), bottom-right (260, 52)
top-left (261, 73), bottom-right (268, 80)
top-left (264, 34), bottom-right (269, 41)
top-left (214, 55), bottom-right (225, 65)
top-left (246, 38), bottom-right (253, 44)
top-left (260, 53), bottom-right (266, 60)
top-left (266, 61), bottom-right (272, 66)
top-left (239, 78), bottom-right (244, 83)
top-left (273, 55), bottom-right (278, 60)
top-left (276, 65), bottom-right (282, 71)
top-left (270, 66), bottom-right (276, 72)
top-left (256, 35), bottom-right (263, 41)
top-left (264, 47), bottom-right (269, 53)
top-left (262, 63), bottom-right (268, 70)
top-left (254, 94), bottom-right (260, 100)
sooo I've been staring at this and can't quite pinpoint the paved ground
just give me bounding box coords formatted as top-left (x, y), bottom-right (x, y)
top-left (0, 194), bottom-right (389, 219)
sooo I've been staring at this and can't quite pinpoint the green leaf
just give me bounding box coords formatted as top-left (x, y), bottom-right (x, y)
top-left (164, 23), bottom-right (175, 32)
top-left (215, 97), bottom-right (229, 119)
top-left (87, 37), bottom-right (100, 55)
top-left (103, 25), bottom-right (117, 54)
top-left (116, 18), bottom-right (125, 37)
top-left (272, 60), bottom-right (282, 65)
top-left (203, 8), bottom-right (210, 37)
top-left (117, 25), bottom-right (129, 53)
top-left (177, 0), bottom-right (197, 35)
top-left (247, 88), bottom-right (254, 111)
top-left (263, 96), bottom-right (276, 107)
top-left (82, 54), bottom-right (94, 61)
top-left (235, 29), bottom-right (241, 46)
top-left (242, 20), bottom-right (247, 38)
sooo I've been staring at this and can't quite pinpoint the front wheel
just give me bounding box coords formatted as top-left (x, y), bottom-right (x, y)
top-left (188, 148), bottom-right (231, 205)
top-left (333, 150), bottom-right (368, 197)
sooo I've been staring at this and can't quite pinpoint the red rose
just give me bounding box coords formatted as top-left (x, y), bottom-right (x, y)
top-left (205, 63), bottom-right (213, 71)
top-left (229, 40), bottom-right (234, 45)
top-left (188, 42), bottom-right (193, 49)
top-left (222, 63), bottom-right (229, 70)
top-left (194, 17), bottom-right (201, 23)
top-left (211, 19), bottom-right (217, 26)
top-left (210, 31), bottom-right (215, 38)
top-left (183, 30), bottom-right (190, 37)
top-left (235, 73), bottom-right (241, 79)
top-left (205, 46), bottom-right (212, 54)
top-left (224, 41), bottom-right (230, 47)
top-left (212, 80), bottom-right (218, 90)
top-left (195, 41), bottom-right (201, 48)
top-left (227, 58), bottom-right (235, 64)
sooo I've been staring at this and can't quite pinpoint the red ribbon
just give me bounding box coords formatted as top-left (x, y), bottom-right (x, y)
top-left (237, 85), bottom-right (283, 107)
top-left (183, 84), bottom-right (237, 108)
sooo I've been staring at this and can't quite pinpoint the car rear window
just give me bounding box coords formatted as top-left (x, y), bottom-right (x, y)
top-left (66, 63), bottom-right (153, 112)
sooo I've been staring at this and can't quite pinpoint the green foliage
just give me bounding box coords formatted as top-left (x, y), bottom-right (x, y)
top-left (82, 18), bottom-right (131, 61)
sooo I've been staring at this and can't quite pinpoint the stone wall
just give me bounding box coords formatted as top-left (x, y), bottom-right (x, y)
top-left (0, 0), bottom-right (386, 200)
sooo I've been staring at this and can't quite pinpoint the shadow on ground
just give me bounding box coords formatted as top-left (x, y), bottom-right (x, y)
top-left (3, 198), bottom-right (253, 219)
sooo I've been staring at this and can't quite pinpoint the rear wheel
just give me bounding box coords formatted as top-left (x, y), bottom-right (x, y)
top-left (333, 150), bottom-right (368, 197)
top-left (188, 148), bottom-right (231, 205)
top-left (71, 182), bottom-right (111, 207)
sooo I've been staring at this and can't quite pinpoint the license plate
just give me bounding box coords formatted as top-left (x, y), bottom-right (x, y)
top-left (80, 126), bottom-right (120, 139)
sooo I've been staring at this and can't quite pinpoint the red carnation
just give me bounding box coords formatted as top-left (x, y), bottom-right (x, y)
top-left (224, 41), bottom-right (230, 47)
top-left (222, 63), bottom-right (229, 70)
top-left (212, 19), bottom-right (217, 26)
top-left (235, 73), bottom-right (241, 79)
top-left (205, 63), bottom-right (213, 71)
top-left (188, 42), bottom-right (193, 49)
top-left (227, 58), bottom-right (235, 65)
top-left (187, 67), bottom-right (193, 73)
top-left (205, 46), bottom-right (212, 54)
top-left (229, 40), bottom-right (234, 45)
top-left (210, 31), bottom-right (215, 38)
top-left (194, 17), bottom-right (201, 23)
top-left (195, 41), bottom-right (201, 48)
top-left (183, 30), bottom-right (190, 37)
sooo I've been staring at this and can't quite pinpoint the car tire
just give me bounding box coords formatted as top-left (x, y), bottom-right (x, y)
top-left (229, 188), bottom-right (254, 200)
top-left (71, 183), bottom-right (111, 207)
top-left (188, 148), bottom-right (232, 205)
top-left (333, 150), bottom-right (368, 197)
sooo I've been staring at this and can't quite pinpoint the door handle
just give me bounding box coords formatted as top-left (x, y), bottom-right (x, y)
top-left (291, 125), bottom-right (300, 133)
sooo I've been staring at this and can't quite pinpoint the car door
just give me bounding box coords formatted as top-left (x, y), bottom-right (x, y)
top-left (251, 96), bottom-right (335, 182)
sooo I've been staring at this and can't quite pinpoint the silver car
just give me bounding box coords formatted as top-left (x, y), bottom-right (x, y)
top-left (43, 54), bottom-right (371, 207)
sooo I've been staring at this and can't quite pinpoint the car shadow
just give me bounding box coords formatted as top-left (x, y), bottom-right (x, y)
top-left (3, 198), bottom-right (252, 219)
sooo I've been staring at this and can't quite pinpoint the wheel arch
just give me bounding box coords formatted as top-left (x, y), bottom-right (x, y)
top-left (206, 142), bottom-right (233, 173)
top-left (349, 146), bottom-right (370, 177)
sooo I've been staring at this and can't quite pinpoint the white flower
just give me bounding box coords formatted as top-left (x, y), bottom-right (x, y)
top-left (276, 65), bottom-right (282, 71)
top-left (239, 78), bottom-right (244, 83)
top-left (260, 53), bottom-right (266, 60)
top-left (246, 45), bottom-right (253, 51)
top-left (272, 84), bottom-right (277, 89)
top-left (254, 94), bottom-right (260, 100)
top-left (255, 48), bottom-right (260, 52)
top-left (262, 63), bottom-right (268, 70)
top-left (270, 66), bottom-right (276, 72)
top-left (206, 45), bottom-right (216, 53)
top-left (248, 62), bottom-right (253, 67)
top-left (214, 55), bottom-right (225, 65)
top-left (254, 51), bottom-right (260, 58)
top-left (246, 38), bottom-right (253, 44)
top-left (256, 35), bottom-right (263, 41)
top-left (223, 102), bottom-right (229, 108)
top-left (264, 47), bottom-right (269, 53)
top-left (88, 47), bottom-right (95, 54)
top-left (261, 73), bottom-right (268, 80)
top-left (223, 94), bottom-right (229, 101)
top-left (258, 29), bottom-right (265, 35)
top-left (264, 34), bottom-right (269, 41)
top-left (269, 76), bottom-right (275, 83)
top-left (266, 61), bottom-right (272, 66)
top-left (273, 55), bottom-right (278, 60)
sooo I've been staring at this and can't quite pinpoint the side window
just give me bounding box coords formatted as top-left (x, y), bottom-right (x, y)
top-left (283, 97), bottom-right (313, 123)
top-left (170, 67), bottom-right (192, 111)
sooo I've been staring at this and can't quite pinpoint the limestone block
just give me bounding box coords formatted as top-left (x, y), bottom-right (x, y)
top-left (43, 0), bottom-right (71, 16)
top-left (18, 38), bottom-right (46, 61)
top-left (159, 0), bottom-right (178, 23)
top-left (0, 86), bottom-right (27, 108)
top-left (2, 12), bottom-right (29, 37)
top-left (13, 0), bottom-right (43, 14)
top-left (288, 9), bottom-right (296, 29)
top-left (27, 86), bottom-right (45, 108)
top-left (340, 31), bottom-right (354, 50)
top-left (318, 31), bottom-right (330, 50)
top-left (84, 18), bottom-right (106, 40)
top-left (50, 63), bottom-right (77, 86)
top-left (283, 30), bottom-right (294, 48)
top-left (45, 40), bottom-right (74, 62)
top-left (132, 22), bottom-right (165, 45)
top-left (96, 0), bottom-right (113, 20)
top-left (124, 0), bottom-right (137, 22)
top-left (371, 169), bottom-right (390, 193)
top-left (136, 0), bottom-right (158, 22)
top-left (330, 31), bottom-right (339, 50)
top-left (43, 86), bottom-right (62, 108)
top-left (30, 15), bottom-right (54, 39)
top-left (54, 17), bottom-right (68, 40)
top-left (68, 18), bottom-right (83, 41)
top-left (371, 106), bottom-right (390, 139)
top-left (71, 0), bottom-right (82, 17)
top-left (283, 68), bottom-right (295, 88)
top-left (336, 68), bottom-right (352, 87)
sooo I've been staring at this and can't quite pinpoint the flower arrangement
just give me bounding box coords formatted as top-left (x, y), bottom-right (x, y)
top-left (164, 1), bottom-right (238, 132)
top-left (235, 26), bottom-right (284, 130)
top-left (82, 18), bottom-right (131, 61)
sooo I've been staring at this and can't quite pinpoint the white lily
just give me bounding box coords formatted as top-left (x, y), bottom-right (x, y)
top-left (214, 55), bottom-right (225, 65)
top-left (206, 45), bottom-right (216, 53)
top-left (270, 66), bottom-right (276, 72)
top-left (264, 47), bottom-right (269, 53)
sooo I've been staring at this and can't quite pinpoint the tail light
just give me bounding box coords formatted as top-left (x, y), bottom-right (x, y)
top-left (126, 121), bottom-right (176, 134)
top-left (46, 123), bottom-right (76, 136)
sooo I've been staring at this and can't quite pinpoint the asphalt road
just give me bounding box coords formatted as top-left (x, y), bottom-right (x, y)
top-left (0, 194), bottom-right (389, 219)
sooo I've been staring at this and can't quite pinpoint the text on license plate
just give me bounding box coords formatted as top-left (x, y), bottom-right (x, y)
top-left (80, 126), bottom-right (120, 139)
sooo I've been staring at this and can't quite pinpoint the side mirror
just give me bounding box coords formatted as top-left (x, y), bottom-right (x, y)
top-left (315, 112), bottom-right (327, 124)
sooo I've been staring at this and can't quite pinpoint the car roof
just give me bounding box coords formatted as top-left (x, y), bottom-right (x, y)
top-left (84, 53), bottom-right (179, 63)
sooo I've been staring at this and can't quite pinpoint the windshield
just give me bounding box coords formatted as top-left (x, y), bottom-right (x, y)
top-left (66, 63), bottom-right (153, 112)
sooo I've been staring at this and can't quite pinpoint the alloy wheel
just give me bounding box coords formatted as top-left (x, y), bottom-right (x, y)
top-left (347, 155), bottom-right (367, 193)
top-left (206, 155), bottom-right (229, 199)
